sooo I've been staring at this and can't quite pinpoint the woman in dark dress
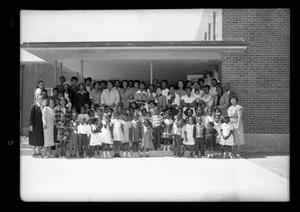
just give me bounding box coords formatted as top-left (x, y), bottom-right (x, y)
top-left (74, 83), bottom-right (91, 112)
top-left (29, 95), bottom-right (44, 157)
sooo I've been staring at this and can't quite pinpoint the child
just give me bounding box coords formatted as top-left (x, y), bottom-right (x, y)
top-left (121, 113), bottom-right (132, 157)
top-left (151, 107), bottom-right (163, 151)
top-left (214, 114), bottom-right (222, 158)
top-left (182, 116), bottom-right (195, 157)
top-left (204, 107), bottom-right (214, 129)
top-left (139, 108), bottom-right (148, 124)
top-left (69, 112), bottom-right (79, 158)
top-left (172, 109), bottom-right (184, 157)
top-left (220, 116), bottom-right (234, 159)
top-left (141, 118), bottom-right (154, 157)
top-left (56, 115), bottom-right (71, 158)
top-left (205, 122), bottom-right (218, 158)
top-left (78, 106), bottom-right (89, 122)
top-left (111, 112), bottom-right (125, 157)
top-left (101, 114), bottom-right (113, 158)
top-left (194, 115), bottom-right (206, 158)
top-left (89, 117), bottom-right (101, 158)
top-left (131, 111), bottom-right (142, 157)
top-left (77, 117), bottom-right (92, 158)
top-left (148, 100), bottom-right (156, 116)
top-left (161, 111), bottom-right (174, 152)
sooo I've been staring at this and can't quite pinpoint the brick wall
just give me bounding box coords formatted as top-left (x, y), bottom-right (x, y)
top-left (20, 62), bottom-right (78, 136)
top-left (222, 9), bottom-right (290, 134)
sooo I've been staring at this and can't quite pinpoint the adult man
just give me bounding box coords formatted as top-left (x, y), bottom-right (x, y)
top-left (56, 76), bottom-right (66, 93)
top-left (161, 79), bottom-right (169, 97)
top-left (223, 82), bottom-right (237, 108)
top-left (84, 77), bottom-right (93, 98)
top-left (70, 76), bottom-right (79, 93)
top-left (209, 78), bottom-right (218, 97)
top-left (100, 80), bottom-right (120, 110)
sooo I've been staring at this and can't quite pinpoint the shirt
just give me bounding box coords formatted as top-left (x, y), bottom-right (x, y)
top-left (209, 86), bottom-right (217, 97)
top-left (91, 89), bottom-right (102, 105)
top-left (204, 115), bottom-right (214, 129)
top-left (101, 87), bottom-right (120, 106)
top-left (195, 123), bottom-right (205, 138)
top-left (166, 93), bottom-right (180, 107)
top-left (161, 88), bottom-right (169, 97)
top-left (151, 115), bottom-right (163, 127)
top-left (77, 123), bottom-right (92, 135)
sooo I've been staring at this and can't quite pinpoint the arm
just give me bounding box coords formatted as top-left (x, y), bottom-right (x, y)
top-left (42, 107), bottom-right (48, 129)
top-left (237, 106), bottom-right (243, 128)
top-left (100, 90), bottom-right (106, 106)
top-left (115, 89), bottom-right (120, 106)
top-left (224, 130), bottom-right (233, 140)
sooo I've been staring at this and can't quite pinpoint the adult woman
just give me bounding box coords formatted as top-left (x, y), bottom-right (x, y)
top-left (42, 98), bottom-right (56, 158)
top-left (100, 80), bottom-right (120, 110)
top-left (119, 80), bottom-right (133, 110)
top-left (227, 97), bottom-right (246, 157)
top-left (147, 84), bottom-right (157, 102)
top-left (166, 85), bottom-right (180, 116)
top-left (61, 82), bottom-right (74, 108)
top-left (29, 95), bottom-right (44, 157)
top-left (41, 89), bottom-right (48, 106)
top-left (131, 80), bottom-right (140, 98)
top-left (176, 80), bottom-right (186, 98)
top-left (128, 80), bottom-right (134, 88)
top-left (34, 80), bottom-right (45, 104)
top-left (201, 85), bottom-right (214, 111)
top-left (91, 81), bottom-right (102, 106)
top-left (134, 82), bottom-right (148, 103)
top-left (213, 86), bottom-right (227, 116)
top-left (74, 83), bottom-right (91, 112)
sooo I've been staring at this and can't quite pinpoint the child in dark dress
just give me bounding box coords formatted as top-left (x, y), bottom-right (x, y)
top-left (56, 115), bottom-right (71, 158)
top-left (205, 122), bottom-right (218, 158)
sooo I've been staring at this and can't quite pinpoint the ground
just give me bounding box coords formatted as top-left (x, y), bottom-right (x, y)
top-left (20, 136), bottom-right (289, 201)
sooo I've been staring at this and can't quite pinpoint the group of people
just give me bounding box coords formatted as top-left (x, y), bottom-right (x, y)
top-left (28, 72), bottom-right (245, 159)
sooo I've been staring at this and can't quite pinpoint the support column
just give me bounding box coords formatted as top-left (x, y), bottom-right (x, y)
top-left (150, 60), bottom-right (153, 84)
top-left (54, 60), bottom-right (57, 87)
top-left (208, 23), bottom-right (211, 41)
top-left (213, 12), bottom-right (216, 41)
top-left (60, 62), bottom-right (63, 77)
top-left (80, 59), bottom-right (84, 83)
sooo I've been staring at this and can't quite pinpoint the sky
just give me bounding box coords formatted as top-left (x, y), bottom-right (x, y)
top-left (20, 9), bottom-right (222, 61)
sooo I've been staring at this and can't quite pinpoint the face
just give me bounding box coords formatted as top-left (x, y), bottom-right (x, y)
top-left (207, 108), bottom-right (212, 116)
top-left (140, 83), bottom-right (145, 90)
top-left (142, 109), bottom-right (147, 116)
top-left (217, 86), bottom-right (222, 95)
top-left (41, 91), bottom-right (47, 98)
top-left (193, 82), bottom-right (199, 89)
top-left (53, 89), bottom-right (58, 96)
top-left (63, 84), bottom-right (69, 90)
top-left (178, 109), bottom-right (183, 115)
top-left (115, 81), bottom-right (120, 88)
top-left (71, 79), bottom-right (77, 85)
top-left (124, 115), bottom-right (129, 121)
top-left (80, 107), bottom-right (85, 114)
top-left (72, 114), bottom-right (77, 120)
top-left (60, 77), bottom-right (65, 84)
top-left (196, 118), bottom-right (202, 125)
top-left (178, 81), bottom-right (183, 89)
top-left (94, 83), bottom-right (100, 90)
top-left (186, 88), bottom-right (191, 96)
top-left (85, 80), bottom-right (91, 86)
top-left (49, 99), bottom-right (55, 108)
top-left (225, 117), bottom-right (230, 123)
top-left (134, 82), bottom-right (139, 88)
top-left (211, 80), bottom-right (217, 87)
top-left (188, 109), bottom-right (193, 116)
top-left (122, 81), bottom-right (128, 88)
top-left (117, 106), bottom-right (122, 113)
top-left (204, 87), bottom-right (209, 94)
top-left (215, 116), bottom-right (220, 122)
top-left (153, 79), bottom-right (158, 85)
top-left (188, 117), bottom-right (194, 125)
top-left (60, 99), bottom-right (66, 107)
top-left (57, 93), bottom-right (63, 99)
top-left (37, 96), bottom-right (43, 105)
top-left (195, 90), bottom-right (199, 94)
top-left (107, 82), bottom-right (113, 89)
top-left (187, 81), bottom-right (192, 87)
top-left (161, 81), bottom-right (167, 89)
top-left (128, 81), bottom-right (133, 87)
top-left (231, 98), bottom-right (237, 105)
top-left (198, 80), bottom-right (204, 87)
top-left (196, 107), bottom-right (203, 115)
top-left (149, 85), bottom-right (154, 91)
top-left (38, 81), bottom-right (44, 89)
top-left (81, 118), bottom-right (86, 124)
top-left (169, 87), bottom-right (175, 94)
top-left (79, 84), bottom-right (85, 91)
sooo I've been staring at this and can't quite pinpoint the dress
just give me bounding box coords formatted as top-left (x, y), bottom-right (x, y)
top-left (182, 124), bottom-right (195, 145)
top-left (213, 121), bottom-right (222, 144)
top-left (204, 115), bottom-right (214, 129)
top-left (90, 124), bottom-right (101, 146)
top-left (162, 119), bottom-right (174, 138)
top-left (122, 121), bottom-right (132, 144)
top-left (101, 120), bottom-right (113, 144)
top-left (131, 119), bottom-right (142, 143)
top-left (29, 104), bottom-right (44, 147)
top-left (227, 104), bottom-right (246, 145)
top-left (42, 106), bottom-right (55, 147)
top-left (111, 118), bottom-right (125, 141)
top-left (220, 123), bottom-right (234, 146)
top-left (56, 121), bottom-right (71, 143)
top-left (142, 125), bottom-right (154, 149)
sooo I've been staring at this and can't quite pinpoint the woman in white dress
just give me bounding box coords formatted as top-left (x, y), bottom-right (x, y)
top-left (227, 97), bottom-right (246, 157)
top-left (42, 98), bottom-right (55, 158)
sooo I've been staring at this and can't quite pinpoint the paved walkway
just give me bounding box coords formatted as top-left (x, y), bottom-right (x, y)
top-left (20, 155), bottom-right (289, 201)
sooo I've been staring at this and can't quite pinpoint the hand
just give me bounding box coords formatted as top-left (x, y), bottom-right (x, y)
top-left (43, 125), bottom-right (47, 130)
top-left (29, 125), bottom-right (33, 132)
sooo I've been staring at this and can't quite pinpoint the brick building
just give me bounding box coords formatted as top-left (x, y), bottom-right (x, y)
top-left (20, 9), bottom-right (290, 152)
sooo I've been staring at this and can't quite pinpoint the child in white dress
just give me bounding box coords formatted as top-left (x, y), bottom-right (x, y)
top-left (220, 116), bottom-right (234, 159)
top-left (89, 117), bottom-right (101, 158)
top-left (183, 116), bottom-right (195, 157)
top-left (101, 114), bottom-right (113, 158)
top-left (122, 113), bottom-right (132, 157)
top-left (161, 111), bottom-right (174, 152)
top-left (204, 107), bottom-right (214, 129)
top-left (111, 113), bottom-right (125, 157)
top-left (213, 114), bottom-right (222, 158)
